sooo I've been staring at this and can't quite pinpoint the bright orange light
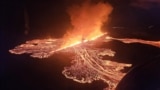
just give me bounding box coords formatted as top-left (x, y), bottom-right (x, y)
top-left (60, 2), bottom-right (113, 50)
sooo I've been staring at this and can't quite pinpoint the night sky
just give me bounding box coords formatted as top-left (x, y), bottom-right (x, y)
top-left (1, 0), bottom-right (160, 90)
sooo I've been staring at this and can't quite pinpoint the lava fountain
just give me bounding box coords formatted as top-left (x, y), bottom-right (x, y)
top-left (9, 1), bottom-right (160, 90)
top-left (60, 1), bottom-right (112, 50)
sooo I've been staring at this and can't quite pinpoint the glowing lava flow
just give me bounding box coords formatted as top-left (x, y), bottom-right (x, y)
top-left (9, 34), bottom-right (160, 90)
top-left (9, 1), bottom-right (132, 90)
top-left (105, 36), bottom-right (160, 48)
top-left (9, 1), bottom-right (160, 89)
top-left (9, 35), bottom-right (132, 90)
top-left (62, 46), bottom-right (131, 90)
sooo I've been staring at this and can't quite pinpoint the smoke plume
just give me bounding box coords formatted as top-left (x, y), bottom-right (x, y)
top-left (61, 1), bottom-right (113, 48)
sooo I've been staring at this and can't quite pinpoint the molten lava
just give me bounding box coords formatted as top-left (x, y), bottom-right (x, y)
top-left (105, 36), bottom-right (160, 48)
top-left (9, 1), bottom-right (160, 90)
top-left (9, 36), bottom-right (132, 90)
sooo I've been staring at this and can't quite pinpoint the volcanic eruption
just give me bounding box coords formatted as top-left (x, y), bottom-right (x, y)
top-left (9, 1), bottom-right (160, 90)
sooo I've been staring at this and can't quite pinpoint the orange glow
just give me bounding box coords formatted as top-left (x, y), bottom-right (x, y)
top-left (60, 1), bottom-right (113, 50)
top-left (115, 38), bottom-right (160, 48)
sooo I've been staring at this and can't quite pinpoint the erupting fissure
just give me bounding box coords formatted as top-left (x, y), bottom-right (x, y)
top-left (60, 1), bottom-right (113, 49)
top-left (9, 1), bottom-right (160, 90)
